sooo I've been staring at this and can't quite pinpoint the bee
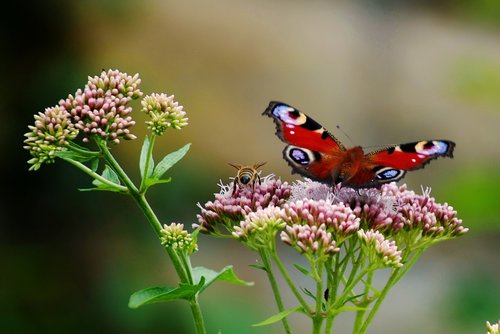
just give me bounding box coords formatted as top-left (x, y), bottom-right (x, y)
top-left (228, 162), bottom-right (266, 195)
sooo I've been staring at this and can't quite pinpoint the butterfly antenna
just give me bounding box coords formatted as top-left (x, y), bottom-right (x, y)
top-left (336, 125), bottom-right (354, 146)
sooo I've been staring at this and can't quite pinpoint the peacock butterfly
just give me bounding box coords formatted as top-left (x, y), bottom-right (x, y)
top-left (263, 101), bottom-right (455, 188)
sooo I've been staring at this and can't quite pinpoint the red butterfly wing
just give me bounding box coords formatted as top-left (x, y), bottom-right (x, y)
top-left (363, 140), bottom-right (456, 186)
top-left (263, 101), bottom-right (345, 153)
top-left (263, 101), bottom-right (345, 182)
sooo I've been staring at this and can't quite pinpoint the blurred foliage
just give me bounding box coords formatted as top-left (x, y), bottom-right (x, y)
top-left (444, 269), bottom-right (500, 332)
top-left (437, 166), bottom-right (500, 231)
top-left (449, 57), bottom-right (500, 109)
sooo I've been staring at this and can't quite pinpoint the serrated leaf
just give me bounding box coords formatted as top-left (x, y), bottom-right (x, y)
top-left (151, 143), bottom-right (190, 180)
top-left (192, 265), bottom-right (253, 294)
top-left (253, 306), bottom-right (305, 327)
top-left (128, 278), bottom-right (205, 309)
top-left (139, 136), bottom-right (154, 179)
top-left (293, 263), bottom-right (313, 278)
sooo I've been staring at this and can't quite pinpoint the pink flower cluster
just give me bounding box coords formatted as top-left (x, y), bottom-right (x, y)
top-left (59, 69), bottom-right (142, 143)
top-left (197, 176), bottom-right (467, 256)
top-left (195, 175), bottom-right (291, 234)
top-left (24, 105), bottom-right (78, 170)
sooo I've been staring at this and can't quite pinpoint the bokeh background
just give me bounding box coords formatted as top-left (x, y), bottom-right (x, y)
top-left (2, 0), bottom-right (500, 333)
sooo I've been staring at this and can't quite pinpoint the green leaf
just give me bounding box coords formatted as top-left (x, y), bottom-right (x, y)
top-left (139, 136), bottom-right (154, 179)
top-left (128, 278), bottom-right (205, 309)
top-left (249, 263), bottom-right (267, 271)
top-left (84, 165), bottom-right (123, 192)
top-left (253, 306), bottom-right (305, 327)
top-left (151, 143), bottom-right (191, 180)
top-left (90, 158), bottom-right (99, 172)
top-left (192, 265), bottom-right (253, 294)
top-left (144, 177), bottom-right (172, 188)
top-left (293, 263), bottom-right (313, 278)
top-left (302, 287), bottom-right (316, 301)
top-left (99, 165), bottom-right (120, 184)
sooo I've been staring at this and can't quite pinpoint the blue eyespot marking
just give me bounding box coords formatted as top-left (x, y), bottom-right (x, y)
top-left (375, 167), bottom-right (404, 180)
top-left (289, 148), bottom-right (310, 165)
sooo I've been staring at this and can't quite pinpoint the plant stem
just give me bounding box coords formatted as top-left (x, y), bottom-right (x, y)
top-left (357, 249), bottom-right (424, 334)
top-left (61, 157), bottom-right (128, 192)
top-left (312, 260), bottom-right (324, 334)
top-left (270, 249), bottom-right (313, 315)
top-left (259, 248), bottom-right (292, 334)
top-left (353, 270), bottom-right (373, 333)
top-left (190, 296), bottom-right (207, 334)
top-left (97, 140), bottom-right (206, 333)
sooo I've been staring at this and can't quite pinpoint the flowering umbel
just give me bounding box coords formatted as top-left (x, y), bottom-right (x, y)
top-left (59, 69), bottom-right (142, 144)
top-left (23, 106), bottom-right (78, 170)
top-left (24, 69), bottom-right (143, 170)
top-left (160, 223), bottom-right (197, 254)
top-left (141, 93), bottom-right (188, 135)
top-left (195, 175), bottom-right (291, 235)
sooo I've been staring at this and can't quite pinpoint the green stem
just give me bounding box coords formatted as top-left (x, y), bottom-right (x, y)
top-left (270, 249), bottom-right (313, 314)
top-left (61, 157), bottom-right (128, 192)
top-left (97, 140), bottom-right (206, 333)
top-left (353, 270), bottom-right (373, 333)
top-left (357, 249), bottom-right (424, 334)
top-left (312, 260), bottom-right (324, 334)
top-left (259, 248), bottom-right (292, 334)
top-left (190, 296), bottom-right (207, 334)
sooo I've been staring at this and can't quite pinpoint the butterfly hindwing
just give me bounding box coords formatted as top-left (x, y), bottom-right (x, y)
top-left (366, 140), bottom-right (455, 186)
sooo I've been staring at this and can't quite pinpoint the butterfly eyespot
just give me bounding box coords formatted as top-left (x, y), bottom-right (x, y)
top-left (374, 167), bottom-right (404, 181)
top-left (285, 147), bottom-right (316, 165)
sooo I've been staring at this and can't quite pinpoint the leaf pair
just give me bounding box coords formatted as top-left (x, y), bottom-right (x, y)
top-left (128, 266), bottom-right (253, 309)
top-left (140, 136), bottom-right (190, 190)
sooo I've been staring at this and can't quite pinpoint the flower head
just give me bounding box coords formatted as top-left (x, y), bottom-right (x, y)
top-left (24, 105), bottom-right (78, 170)
top-left (195, 175), bottom-right (291, 234)
top-left (487, 320), bottom-right (500, 334)
top-left (160, 223), bottom-right (197, 254)
top-left (141, 93), bottom-right (188, 135)
top-left (59, 69), bottom-right (142, 144)
top-left (282, 199), bottom-right (360, 235)
top-left (233, 206), bottom-right (286, 249)
top-left (358, 229), bottom-right (402, 268)
top-left (281, 223), bottom-right (340, 257)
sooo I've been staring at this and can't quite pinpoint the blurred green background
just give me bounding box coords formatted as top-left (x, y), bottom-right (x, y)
top-left (2, 0), bottom-right (499, 333)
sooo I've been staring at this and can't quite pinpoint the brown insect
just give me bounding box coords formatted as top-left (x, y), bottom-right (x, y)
top-left (228, 162), bottom-right (266, 195)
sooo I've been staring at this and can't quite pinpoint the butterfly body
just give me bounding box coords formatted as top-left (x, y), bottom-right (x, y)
top-left (263, 101), bottom-right (455, 188)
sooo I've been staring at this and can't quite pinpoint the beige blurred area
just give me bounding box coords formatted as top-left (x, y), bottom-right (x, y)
top-left (5, 0), bottom-right (500, 333)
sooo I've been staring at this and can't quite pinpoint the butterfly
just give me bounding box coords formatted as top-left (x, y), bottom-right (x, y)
top-left (263, 101), bottom-right (455, 188)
